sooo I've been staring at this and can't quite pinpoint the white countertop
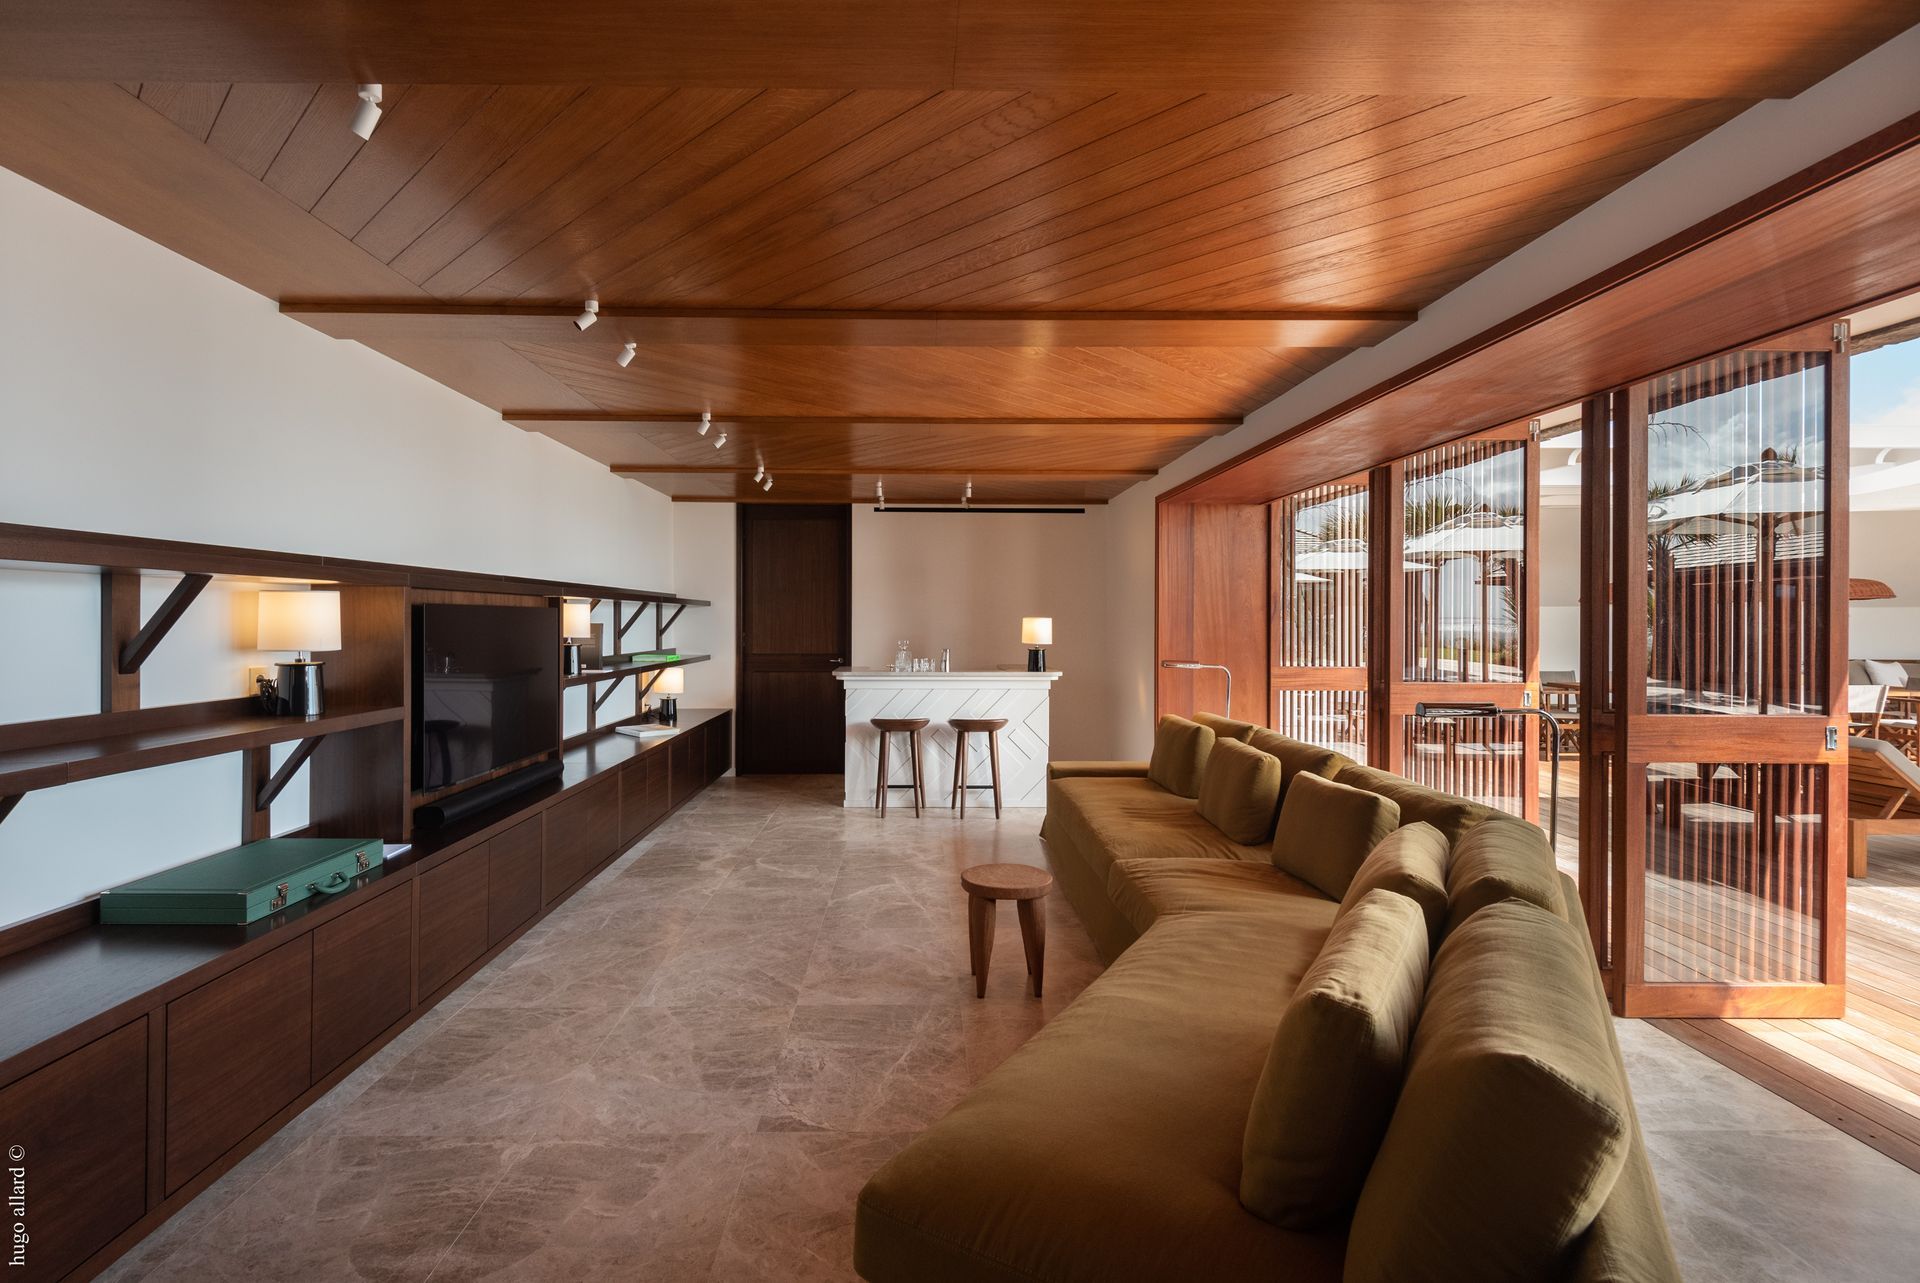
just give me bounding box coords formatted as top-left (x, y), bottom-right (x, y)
top-left (834, 667), bottom-right (1061, 682)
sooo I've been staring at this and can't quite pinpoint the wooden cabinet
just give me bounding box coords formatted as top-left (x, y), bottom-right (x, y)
top-left (669, 722), bottom-right (703, 810)
top-left (707, 711), bottom-right (732, 783)
top-left (0, 1021), bottom-right (147, 1282)
top-left (544, 774), bottom-right (618, 902)
top-left (621, 750), bottom-right (669, 845)
top-left (165, 938), bottom-right (312, 1194)
top-left (487, 813), bottom-right (544, 944)
top-left (311, 888), bottom-right (413, 1081)
top-left (418, 848), bottom-right (489, 998)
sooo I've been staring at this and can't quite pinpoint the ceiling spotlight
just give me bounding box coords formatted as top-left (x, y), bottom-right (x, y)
top-left (573, 299), bottom-right (598, 332)
top-left (713, 431), bottom-right (728, 449)
top-left (616, 341), bottom-right (636, 368)
top-left (753, 463), bottom-right (765, 483)
top-left (762, 474), bottom-right (773, 493)
top-left (877, 480), bottom-right (886, 511)
top-left (697, 411), bottom-right (711, 437)
top-left (350, 84), bottom-right (383, 140)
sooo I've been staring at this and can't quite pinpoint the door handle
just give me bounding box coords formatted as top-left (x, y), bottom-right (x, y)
top-left (831, 657), bottom-right (845, 665)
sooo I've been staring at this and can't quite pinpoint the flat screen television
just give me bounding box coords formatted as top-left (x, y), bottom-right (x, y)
top-left (412, 604), bottom-right (561, 793)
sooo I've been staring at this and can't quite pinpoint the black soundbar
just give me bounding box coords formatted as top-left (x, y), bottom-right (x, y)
top-left (413, 757), bottom-right (565, 829)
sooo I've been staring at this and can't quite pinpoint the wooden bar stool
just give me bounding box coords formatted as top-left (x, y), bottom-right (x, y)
top-left (961, 863), bottom-right (1053, 998)
top-left (949, 717), bottom-right (1009, 818)
top-left (872, 717), bottom-right (929, 817)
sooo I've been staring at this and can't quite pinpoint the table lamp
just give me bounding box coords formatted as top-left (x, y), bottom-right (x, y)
top-left (257, 590), bottom-right (342, 716)
top-left (653, 665), bottom-right (685, 724)
top-left (561, 600), bottom-right (592, 676)
top-left (1022, 617), bottom-right (1052, 672)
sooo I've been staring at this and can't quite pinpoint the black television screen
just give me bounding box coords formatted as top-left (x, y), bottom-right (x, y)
top-left (413, 604), bottom-right (561, 792)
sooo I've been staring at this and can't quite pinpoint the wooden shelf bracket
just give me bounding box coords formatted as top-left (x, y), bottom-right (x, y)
top-left (0, 794), bottom-right (20, 829)
top-left (118, 573), bottom-right (212, 675)
top-left (655, 602), bottom-right (686, 648)
top-left (591, 673), bottom-right (630, 712)
top-left (253, 734), bottom-right (325, 812)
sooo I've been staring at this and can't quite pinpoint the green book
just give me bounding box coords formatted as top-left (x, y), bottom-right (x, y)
top-left (609, 651), bottom-right (679, 664)
top-left (99, 837), bottom-right (383, 925)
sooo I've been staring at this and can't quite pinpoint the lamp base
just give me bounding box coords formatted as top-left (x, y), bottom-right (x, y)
top-left (562, 642), bottom-right (583, 677)
top-left (261, 661), bottom-right (326, 717)
top-left (1027, 647), bottom-right (1047, 672)
top-left (658, 696), bottom-right (679, 725)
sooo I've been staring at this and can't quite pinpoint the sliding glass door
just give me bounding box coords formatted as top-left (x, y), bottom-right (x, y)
top-left (1594, 330), bottom-right (1848, 1016)
top-left (1270, 478), bottom-right (1370, 757)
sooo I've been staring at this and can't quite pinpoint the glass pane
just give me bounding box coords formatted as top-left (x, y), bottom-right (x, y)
top-left (1642, 352), bottom-right (1828, 714)
top-left (1403, 438), bottom-right (1527, 682)
top-left (1402, 714), bottom-right (1529, 816)
top-left (1643, 761), bottom-right (1826, 984)
top-left (1273, 688), bottom-right (1366, 758)
top-left (1274, 481), bottom-right (1368, 668)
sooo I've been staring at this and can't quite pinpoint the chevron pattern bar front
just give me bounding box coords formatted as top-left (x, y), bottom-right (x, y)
top-left (835, 670), bottom-right (1064, 810)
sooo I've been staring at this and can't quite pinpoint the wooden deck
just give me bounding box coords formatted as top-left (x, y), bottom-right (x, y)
top-left (1538, 764), bottom-right (1920, 1172)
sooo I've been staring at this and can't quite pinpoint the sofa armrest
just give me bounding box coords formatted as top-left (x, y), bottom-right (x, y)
top-left (1048, 760), bottom-right (1150, 779)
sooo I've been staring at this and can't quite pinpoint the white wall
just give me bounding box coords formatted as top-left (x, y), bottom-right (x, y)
top-left (1850, 509), bottom-right (1920, 662)
top-left (849, 506), bottom-right (1115, 760)
top-left (0, 167), bottom-right (679, 929)
top-left (670, 504), bottom-right (738, 767)
top-left (1103, 25), bottom-right (1920, 758)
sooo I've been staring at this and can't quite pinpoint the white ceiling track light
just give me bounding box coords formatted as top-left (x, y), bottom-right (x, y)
top-left (713, 430), bottom-right (727, 449)
top-left (762, 474), bottom-right (773, 493)
top-left (697, 410), bottom-right (712, 437)
top-left (877, 480), bottom-right (886, 511)
top-left (350, 84), bottom-right (383, 140)
top-left (962, 480), bottom-right (973, 510)
top-left (616, 341), bottom-right (636, 368)
top-left (753, 463), bottom-right (765, 483)
top-left (573, 299), bottom-right (599, 331)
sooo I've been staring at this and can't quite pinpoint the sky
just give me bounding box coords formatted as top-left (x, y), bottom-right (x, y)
top-left (1853, 334), bottom-right (1920, 449)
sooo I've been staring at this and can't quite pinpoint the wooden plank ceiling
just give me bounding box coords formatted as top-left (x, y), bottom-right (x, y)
top-left (0, 3), bottom-right (1909, 504)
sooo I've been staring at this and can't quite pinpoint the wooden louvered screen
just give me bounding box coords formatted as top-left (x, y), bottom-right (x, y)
top-left (1270, 479), bottom-right (1369, 757)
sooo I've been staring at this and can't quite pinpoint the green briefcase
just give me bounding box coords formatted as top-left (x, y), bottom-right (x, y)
top-left (99, 837), bottom-right (383, 925)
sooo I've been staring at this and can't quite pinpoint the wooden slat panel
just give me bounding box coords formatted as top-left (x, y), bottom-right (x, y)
top-left (311, 84), bottom-right (497, 238)
top-left (136, 82), bottom-right (230, 140)
top-left (204, 82), bottom-right (318, 177)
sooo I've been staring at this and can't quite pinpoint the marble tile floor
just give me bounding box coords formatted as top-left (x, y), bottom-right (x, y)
top-left (102, 775), bottom-right (1920, 1281)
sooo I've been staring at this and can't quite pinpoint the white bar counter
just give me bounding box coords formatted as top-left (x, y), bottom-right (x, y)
top-left (835, 668), bottom-right (1062, 809)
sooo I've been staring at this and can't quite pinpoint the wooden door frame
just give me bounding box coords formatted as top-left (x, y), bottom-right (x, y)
top-left (733, 504), bottom-right (852, 775)
top-left (1596, 322), bottom-right (1848, 1018)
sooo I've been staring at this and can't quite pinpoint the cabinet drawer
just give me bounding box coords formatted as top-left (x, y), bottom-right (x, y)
top-left (0, 1021), bottom-right (147, 1281)
top-left (707, 712), bottom-right (731, 782)
top-left (166, 937), bottom-right (312, 1194)
top-left (544, 775), bottom-right (618, 903)
top-left (419, 848), bottom-right (489, 998)
top-left (312, 888), bottom-right (413, 1081)
top-left (669, 726), bottom-right (701, 810)
top-left (487, 813), bottom-right (543, 944)
top-left (620, 751), bottom-right (668, 845)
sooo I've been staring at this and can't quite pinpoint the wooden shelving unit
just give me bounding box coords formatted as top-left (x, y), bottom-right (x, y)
top-left (562, 653), bottom-right (710, 689)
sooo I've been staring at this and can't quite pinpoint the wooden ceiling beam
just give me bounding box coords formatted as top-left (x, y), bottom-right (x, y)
top-left (284, 303), bottom-right (1412, 348)
top-left (0, 2), bottom-right (1907, 98)
top-left (610, 465), bottom-right (1157, 478)
top-left (508, 413), bottom-right (1240, 435)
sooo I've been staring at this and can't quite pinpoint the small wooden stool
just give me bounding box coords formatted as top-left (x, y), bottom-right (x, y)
top-left (872, 717), bottom-right (929, 817)
top-left (949, 717), bottom-right (1009, 818)
top-left (960, 863), bottom-right (1052, 998)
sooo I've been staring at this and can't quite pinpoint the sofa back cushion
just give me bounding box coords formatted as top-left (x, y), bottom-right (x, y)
top-left (1444, 817), bottom-right (1565, 936)
top-left (1347, 900), bottom-right (1631, 1283)
top-left (1332, 762), bottom-right (1505, 842)
top-left (1241, 890), bottom-right (1430, 1228)
top-left (1271, 772), bottom-right (1400, 899)
top-left (1196, 738), bottom-right (1285, 844)
top-left (1147, 715), bottom-right (1215, 798)
top-left (1247, 729), bottom-right (1346, 797)
top-left (1193, 711), bottom-right (1257, 743)
top-left (1338, 822), bottom-right (1450, 942)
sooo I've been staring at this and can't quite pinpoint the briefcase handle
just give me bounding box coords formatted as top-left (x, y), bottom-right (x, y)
top-left (306, 870), bottom-right (351, 897)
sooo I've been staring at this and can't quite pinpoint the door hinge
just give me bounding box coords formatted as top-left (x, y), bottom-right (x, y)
top-left (1834, 321), bottom-right (1850, 354)
top-left (1826, 725), bottom-right (1840, 752)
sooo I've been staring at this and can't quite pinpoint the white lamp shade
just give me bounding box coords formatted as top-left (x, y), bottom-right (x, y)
top-left (257, 590), bottom-right (342, 653)
top-left (653, 666), bottom-right (686, 695)
top-left (1021, 617), bottom-right (1053, 646)
top-left (561, 600), bottom-right (592, 639)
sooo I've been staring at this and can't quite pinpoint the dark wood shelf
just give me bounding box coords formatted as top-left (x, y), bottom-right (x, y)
top-left (563, 654), bottom-right (710, 688)
top-left (0, 700), bottom-right (405, 796)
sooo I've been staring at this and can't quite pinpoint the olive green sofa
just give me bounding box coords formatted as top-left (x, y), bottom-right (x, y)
top-left (853, 722), bottom-right (1678, 1283)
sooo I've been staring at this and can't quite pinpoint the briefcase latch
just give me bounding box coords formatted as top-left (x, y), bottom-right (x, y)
top-left (269, 882), bottom-right (289, 911)
top-left (356, 850), bottom-right (371, 872)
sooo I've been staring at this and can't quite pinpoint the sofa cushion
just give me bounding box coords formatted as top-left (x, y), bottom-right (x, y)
top-left (1051, 777), bottom-right (1258, 878)
top-left (1347, 901), bottom-right (1631, 1283)
top-left (1195, 711), bottom-right (1258, 743)
top-left (855, 912), bottom-right (1343, 1283)
top-left (1197, 738), bottom-right (1285, 844)
top-left (1247, 729), bottom-right (1348, 798)
top-left (1148, 715), bottom-right (1216, 798)
top-left (1047, 760), bottom-right (1150, 779)
top-left (1271, 772), bottom-right (1400, 900)
top-left (1444, 817), bottom-right (1565, 936)
top-left (1241, 890), bottom-right (1430, 1229)
top-left (1332, 762), bottom-right (1506, 842)
top-left (1338, 821), bottom-right (1450, 942)
top-left (1106, 858), bottom-right (1334, 937)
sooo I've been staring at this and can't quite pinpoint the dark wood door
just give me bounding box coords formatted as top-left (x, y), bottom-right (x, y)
top-left (737, 506), bottom-right (851, 774)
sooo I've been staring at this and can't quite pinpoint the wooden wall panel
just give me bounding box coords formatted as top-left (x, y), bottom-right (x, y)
top-left (311, 887), bottom-right (413, 1079)
top-left (1156, 502), bottom-right (1269, 723)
